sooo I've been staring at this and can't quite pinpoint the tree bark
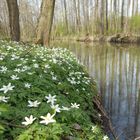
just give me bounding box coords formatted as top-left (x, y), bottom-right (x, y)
top-left (73, 0), bottom-right (80, 33)
top-left (105, 0), bottom-right (108, 32)
top-left (63, 0), bottom-right (69, 34)
top-left (36, 0), bottom-right (55, 46)
top-left (100, 0), bottom-right (104, 34)
top-left (132, 0), bottom-right (135, 16)
top-left (121, 0), bottom-right (124, 31)
top-left (6, 0), bottom-right (20, 41)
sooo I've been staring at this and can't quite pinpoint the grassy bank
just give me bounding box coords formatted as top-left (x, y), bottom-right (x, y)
top-left (52, 33), bottom-right (140, 44)
top-left (0, 40), bottom-right (109, 140)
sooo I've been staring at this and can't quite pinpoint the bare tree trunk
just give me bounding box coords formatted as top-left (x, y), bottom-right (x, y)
top-left (105, 0), bottom-right (108, 32)
top-left (113, 0), bottom-right (117, 32)
top-left (126, 0), bottom-right (131, 32)
top-left (36, 0), bottom-right (55, 46)
top-left (73, 0), bottom-right (80, 33)
top-left (94, 0), bottom-right (99, 34)
top-left (82, 0), bottom-right (88, 34)
top-left (6, 0), bottom-right (20, 41)
top-left (121, 0), bottom-right (124, 31)
top-left (135, 0), bottom-right (138, 15)
top-left (132, 0), bottom-right (135, 16)
top-left (77, 0), bottom-right (81, 31)
top-left (110, 0), bottom-right (112, 30)
top-left (127, 0), bottom-right (131, 17)
top-left (100, 0), bottom-right (104, 34)
top-left (63, 0), bottom-right (69, 34)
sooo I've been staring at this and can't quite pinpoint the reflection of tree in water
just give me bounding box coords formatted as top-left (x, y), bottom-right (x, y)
top-left (51, 41), bottom-right (140, 140)
top-left (135, 84), bottom-right (140, 139)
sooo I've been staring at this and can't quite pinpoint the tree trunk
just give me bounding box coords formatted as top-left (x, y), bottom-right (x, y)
top-left (132, 0), bottom-right (135, 16)
top-left (6, 0), bottom-right (20, 41)
top-left (63, 0), bottom-right (69, 34)
top-left (100, 0), bottom-right (104, 34)
top-left (121, 0), bottom-right (124, 31)
top-left (94, 0), bottom-right (99, 34)
top-left (82, 0), bottom-right (88, 34)
top-left (36, 0), bottom-right (55, 46)
top-left (135, 0), bottom-right (138, 15)
top-left (73, 0), bottom-right (80, 33)
top-left (113, 0), bottom-right (117, 32)
top-left (105, 0), bottom-right (108, 32)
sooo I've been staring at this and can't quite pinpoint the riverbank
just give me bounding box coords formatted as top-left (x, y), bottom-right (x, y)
top-left (53, 34), bottom-right (140, 44)
top-left (0, 40), bottom-right (113, 140)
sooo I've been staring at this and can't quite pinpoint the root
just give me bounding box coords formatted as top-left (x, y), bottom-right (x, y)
top-left (93, 95), bottom-right (118, 140)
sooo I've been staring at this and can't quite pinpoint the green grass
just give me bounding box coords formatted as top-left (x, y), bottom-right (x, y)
top-left (0, 40), bottom-right (109, 140)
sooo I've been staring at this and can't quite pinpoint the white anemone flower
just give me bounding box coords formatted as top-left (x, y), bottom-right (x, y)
top-left (45, 94), bottom-right (56, 105)
top-left (91, 125), bottom-right (97, 132)
top-left (0, 66), bottom-right (7, 73)
top-left (11, 54), bottom-right (19, 60)
top-left (0, 96), bottom-right (10, 102)
top-left (11, 75), bottom-right (19, 80)
top-left (0, 83), bottom-right (15, 93)
top-left (103, 135), bottom-right (109, 140)
top-left (51, 104), bottom-right (61, 113)
top-left (40, 113), bottom-right (56, 125)
top-left (0, 56), bottom-right (4, 60)
top-left (22, 115), bottom-right (36, 126)
top-left (14, 68), bottom-right (21, 73)
top-left (71, 103), bottom-right (80, 109)
top-left (24, 83), bottom-right (31, 88)
top-left (44, 64), bottom-right (50, 69)
top-left (52, 76), bottom-right (57, 80)
top-left (61, 106), bottom-right (70, 111)
top-left (33, 64), bottom-right (39, 68)
top-left (28, 100), bottom-right (41, 108)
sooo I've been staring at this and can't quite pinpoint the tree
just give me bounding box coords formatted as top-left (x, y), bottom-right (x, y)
top-left (36, 0), bottom-right (55, 46)
top-left (100, 0), bottom-right (104, 34)
top-left (121, 0), bottom-right (125, 31)
top-left (105, 0), bottom-right (108, 32)
top-left (63, 0), bottom-right (69, 34)
top-left (6, 0), bottom-right (20, 41)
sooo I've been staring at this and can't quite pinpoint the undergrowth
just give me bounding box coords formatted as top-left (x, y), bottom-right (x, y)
top-left (0, 40), bottom-right (109, 140)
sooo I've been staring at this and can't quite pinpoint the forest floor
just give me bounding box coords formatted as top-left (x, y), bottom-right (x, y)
top-left (0, 40), bottom-right (114, 140)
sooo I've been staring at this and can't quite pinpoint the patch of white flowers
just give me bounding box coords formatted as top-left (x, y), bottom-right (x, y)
top-left (22, 115), bottom-right (36, 126)
top-left (0, 41), bottom-right (92, 128)
top-left (24, 83), bottom-right (31, 88)
top-left (40, 113), bottom-right (56, 125)
top-left (11, 75), bottom-right (19, 80)
top-left (0, 83), bottom-right (15, 93)
top-left (28, 100), bottom-right (41, 108)
top-left (0, 96), bottom-right (9, 103)
top-left (0, 66), bottom-right (7, 73)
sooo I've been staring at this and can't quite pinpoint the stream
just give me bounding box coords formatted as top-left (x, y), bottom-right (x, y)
top-left (52, 41), bottom-right (140, 140)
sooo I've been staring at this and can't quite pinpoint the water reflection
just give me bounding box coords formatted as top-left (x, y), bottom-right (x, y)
top-left (51, 41), bottom-right (140, 140)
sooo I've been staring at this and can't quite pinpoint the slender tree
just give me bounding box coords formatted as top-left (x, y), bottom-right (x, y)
top-left (6, 0), bottom-right (20, 41)
top-left (63, 0), bottom-right (69, 34)
top-left (73, 0), bottom-right (80, 32)
top-left (132, 0), bottom-right (135, 16)
top-left (100, 0), bottom-right (104, 34)
top-left (36, 0), bottom-right (55, 46)
top-left (121, 0), bottom-right (125, 31)
top-left (105, 0), bottom-right (108, 32)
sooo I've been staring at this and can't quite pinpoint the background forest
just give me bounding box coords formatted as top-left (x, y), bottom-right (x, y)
top-left (0, 0), bottom-right (140, 42)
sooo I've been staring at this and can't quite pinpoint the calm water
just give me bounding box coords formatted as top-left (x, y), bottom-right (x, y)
top-left (51, 41), bottom-right (140, 140)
